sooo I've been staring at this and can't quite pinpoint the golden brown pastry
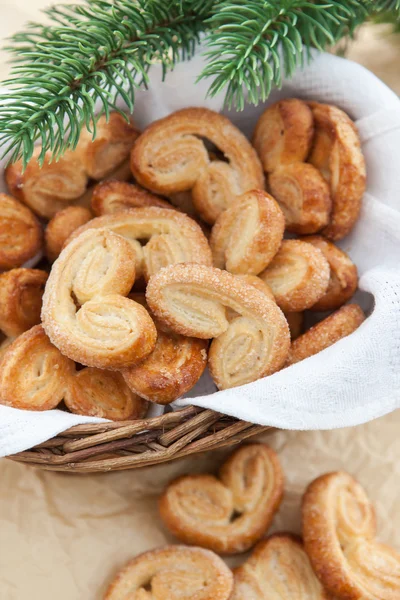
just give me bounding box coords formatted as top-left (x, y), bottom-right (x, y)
top-left (268, 163), bottom-right (331, 234)
top-left (131, 107), bottom-right (264, 224)
top-left (0, 325), bottom-right (75, 410)
top-left (45, 206), bottom-right (92, 262)
top-left (67, 207), bottom-right (212, 281)
top-left (91, 180), bottom-right (173, 216)
top-left (285, 312), bottom-right (304, 340)
top-left (41, 228), bottom-right (157, 369)
top-left (308, 102), bottom-right (366, 240)
top-left (123, 329), bottom-right (208, 404)
top-left (102, 156), bottom-right (133, 183)
top-left (210, 189), bottom-right (285, 275)
top-left (223, 275), bottom-right (275, 321)
top-left (122, 296), bottom-right (208, 404)
top-left (303, 471), bottom-right (400, 600)
top-left (0, 325), bottom-right (149, 419)
top-left (287, 304), bottom-right (365, 365)
top-left (259, 240), bottom-right (330, 312)
top-left (235, 274), bottom-right (275, 300)
top-left (0, 268), bottom-right (48, 337)
top-left (302, 235), bottom-right (358, 311)
top-left (0, 193), bottom-right (43, 270)
top-left (104, 545), bottom-right (233, 600)
top-left (77, 112), bottom-right (139, 180)
top-left (159, 444), bottom-right (284, 554)
top-left (5, 147), bottom-right (89, 219)
top-left (64, 368), bottom-right (148, 420)
top-left (253, 99), bottom-right (314, 172)
top-left (231, 534), bottom-right (328, 599)
top-left (0, 334), bottom-right (14, 361)
top-left (72, 159), bottom-right (134, 211)
top-left (146, 264), bottom-right (290, 390)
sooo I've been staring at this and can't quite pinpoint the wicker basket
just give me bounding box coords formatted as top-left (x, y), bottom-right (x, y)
top-left (9, 407), bottom-right (271, 472)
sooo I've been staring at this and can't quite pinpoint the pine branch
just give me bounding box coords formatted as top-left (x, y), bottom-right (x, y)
top-left (0, 0), bottom-right (212, 166)
top-left (200, 1), bottom-right (369, 110)
top-left (0, 0), bottom-right (399, 167)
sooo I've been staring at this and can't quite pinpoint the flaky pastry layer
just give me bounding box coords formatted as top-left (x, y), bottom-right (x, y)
top-left (104, 545), bottom-right (233, 600)
top-left (287, 303), bottom-right (365, 365)
top-left (67, 207), bottom-right (212, 281)
top-left (0, 268), bottom-right (48, 337)
top-left (146, 264), bottom-right (290, 389)
top-left (160, 444), bottom-right (284, 554)
top-left (303, 471), bottom-right (400, 600)
top-left (131, 107), bottom-right (264, 224)
top-left (5, 147), bottom-right (89, 220)
top-left (91, 180), bottom-right (173, 216)
top-left (253, 98), bottom-right (314, 172)
top-left (42, 228), bottom-right (157, 369)
top-left (302, 235), bottom-right (358, 310)
top-left (259, 240), bottom-right (330, 312)
top-left (269, 163), bottom-right (331, 234)
top-left (231, 534), bottom-right (328, 599)
top-left (0, 193), bottom-right (43, 270)
top-left (45, 206), bottom-right (92, 262)
top-left (77, 112), bottom-right (140, 180)
top-left (210, 189), bottom-right (284, 275)
top-left (308, 102), bottom-right (366, 240)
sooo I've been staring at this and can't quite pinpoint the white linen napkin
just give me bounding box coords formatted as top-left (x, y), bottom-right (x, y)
top-left (1, 50), bottom-right (400, 457)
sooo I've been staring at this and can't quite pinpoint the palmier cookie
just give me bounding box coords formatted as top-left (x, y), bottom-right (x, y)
top-left (146, 264), bottom-right (290, 390)
top-left (122, 296), bottom-right (208, 404)
top-left (235, 275), bottom-right (304, 339)
top-left (159, 444), bottom-right (284, 554)
top-left (5, 147), bottom-right (89, 220)
top-left (131, 107), bottom-right (264, 224)
top-left (259, 240), bottom-right (330, 312)
top-left (0, 193), bottom-right (43, 270)
top-left (268, 163), bottom-right (332, 234)
top-left (231, 534), bottom-right (328, 599)
top-left (308, 102), bottom-right (366, 240)
top-left (0, 268), bottom-right (48, 337)
top-left (64, 368), bottom-right (148, 420)
top-left (253, 98), bottom-right (314, 172)
top-left (210, 189), bottom-right (284, 275)
top-left (235, 274), bottom-right (275, 299)
top-left (67, 207), bottom-right (212, 281)
top-left (0, 325), bottom-right (148, 419)
top-left (104, 545), bottom-right (233, 600)
top-left (303, 235), bottom-right (358, 310)
top-left (303, 471), bottom-right (400, 600)
top-left (287, 304), bottom-right (365, 366)
top-left (45, 206), bottom-right (92, 262)
top-left (91, 180), bottom-right (173, 216)
top-left (72, 159), bottom-right (134, 211)
top-left (77, 111), bottom-right (140, 180)
top-left (41, 228), bottom-right (157, 369)
top-left (0, 325), bottom-right (75, 410)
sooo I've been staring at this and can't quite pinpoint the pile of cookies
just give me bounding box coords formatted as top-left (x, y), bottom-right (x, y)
top-left (103, 443), bottom-right (400, 599)
top-left (0, 100), bottom-right (366, 418)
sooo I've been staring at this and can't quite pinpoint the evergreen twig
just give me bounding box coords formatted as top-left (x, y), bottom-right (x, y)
top-left (0, 0), bottom-right (399, 166)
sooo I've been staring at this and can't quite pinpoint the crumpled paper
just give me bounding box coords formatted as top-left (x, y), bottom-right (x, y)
top-left (0, 414), bottom-right (399, 599)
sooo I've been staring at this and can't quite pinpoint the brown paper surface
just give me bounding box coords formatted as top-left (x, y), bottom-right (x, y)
top-left (0, 4), bottom-right (399, 598)
top-left (1, 413), bottom-right (399, 599)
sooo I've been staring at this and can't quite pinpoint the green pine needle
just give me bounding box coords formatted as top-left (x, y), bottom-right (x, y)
top-left (0, 0), bottom-right (399, 167)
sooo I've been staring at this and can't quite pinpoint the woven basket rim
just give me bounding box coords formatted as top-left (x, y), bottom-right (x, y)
top-left (9, 406), bottom-right (272, 473)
